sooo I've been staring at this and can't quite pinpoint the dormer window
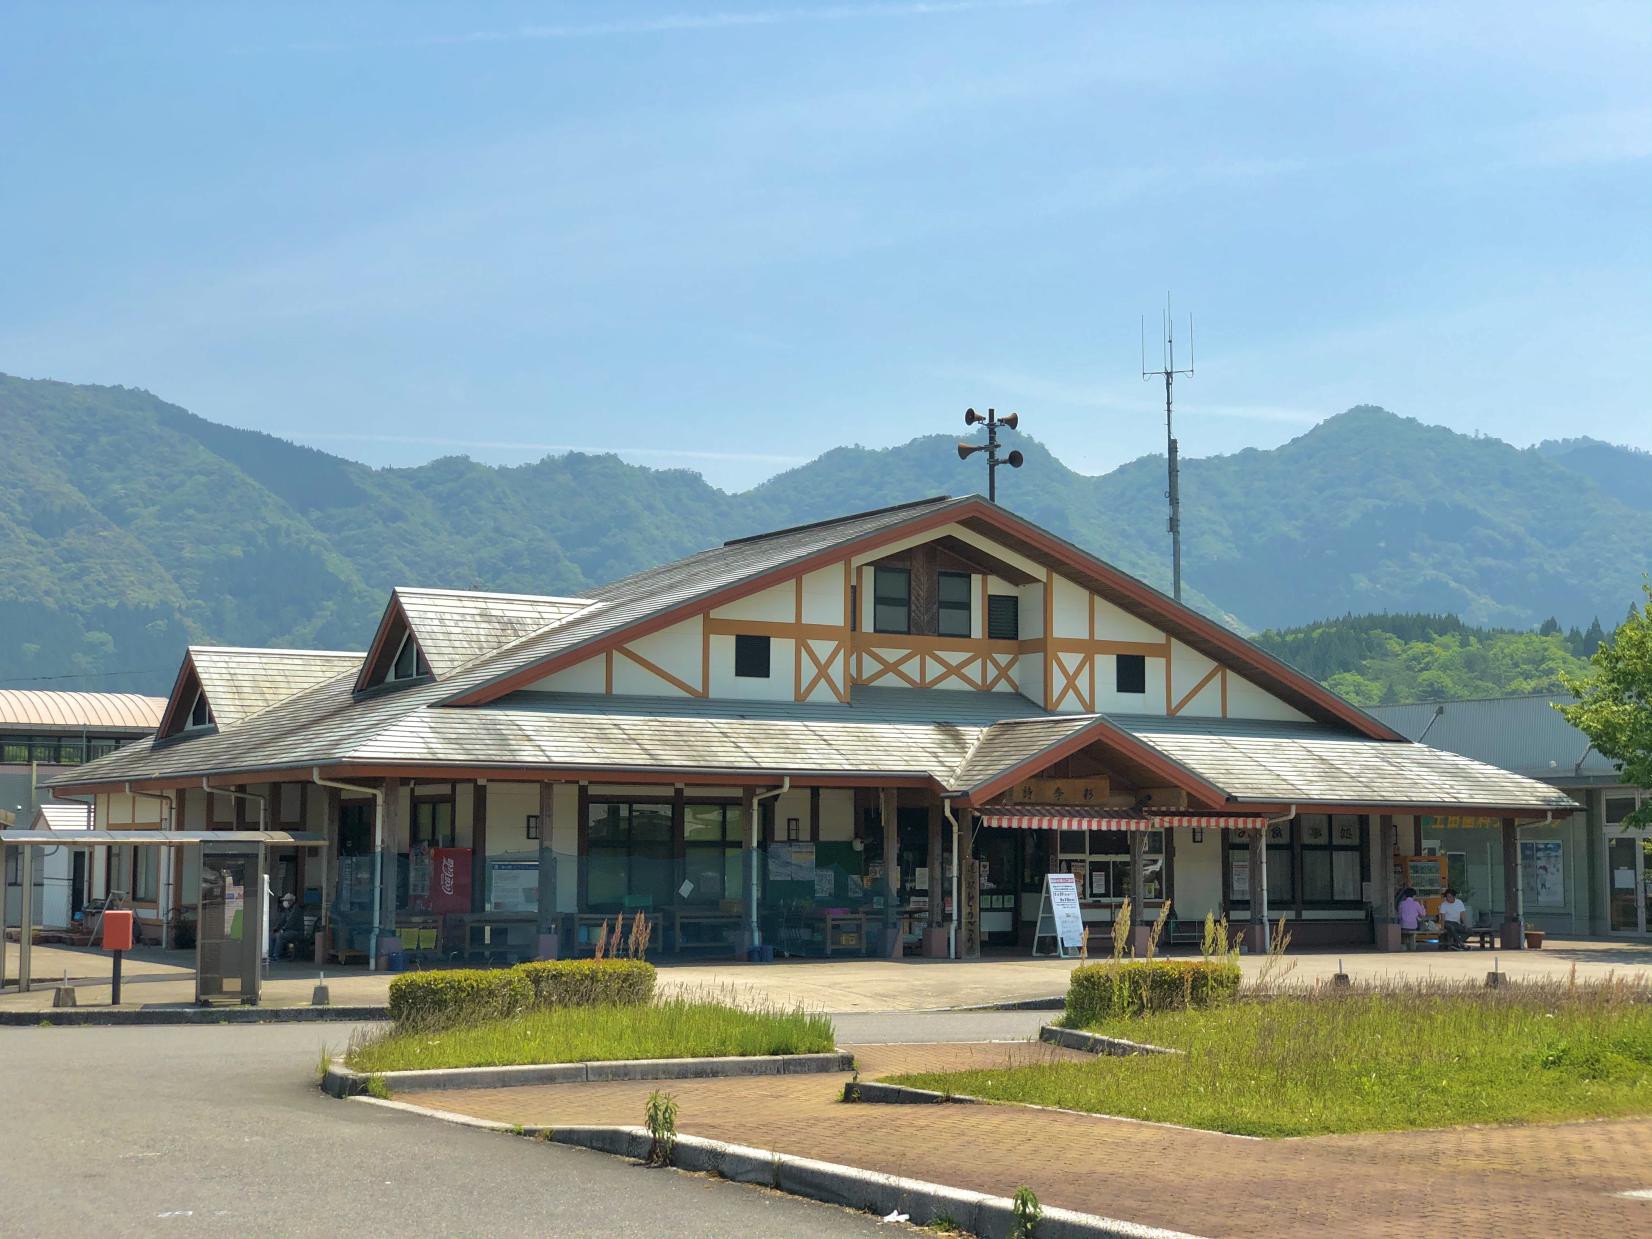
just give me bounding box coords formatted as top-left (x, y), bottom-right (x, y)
top-left (186, 690), bottom-right (213, 730)
top-left (387, 633), bottom-right (430, 683)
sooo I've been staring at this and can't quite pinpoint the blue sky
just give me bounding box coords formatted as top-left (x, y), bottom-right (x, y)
top-left (2, 1), bottom-right (1647, 490)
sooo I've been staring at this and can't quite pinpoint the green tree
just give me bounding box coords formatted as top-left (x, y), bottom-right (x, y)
top-left (1561, 584), bottom-right (1652, 828)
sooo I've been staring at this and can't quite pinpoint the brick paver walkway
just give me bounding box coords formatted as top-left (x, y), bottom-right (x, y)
top-left (399, 1042), bottom-right (1652, 1238)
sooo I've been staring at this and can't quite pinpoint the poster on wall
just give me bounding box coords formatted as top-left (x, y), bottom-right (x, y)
top-left (767, 843), bottom-right (816, 883)
top-left (1520, 840), bottom-right (1565, 907)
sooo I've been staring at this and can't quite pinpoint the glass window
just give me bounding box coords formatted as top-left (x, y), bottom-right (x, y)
top-left (1296, 814), bottom-right (1365, 904)
top-left (1116, 654), bottom-right (1147, 694)
top-left (938, 572), bottom-right (972, 638)
top-left (389, 634), bottom-right (429, 681)
top-left (188, 692), bottom-right (212, 729)
top-left (2, 738), bottom-right (28, 764)
top-left (734, 634), bottom-right (771, 678)
top-left (873, 566), bottom-right (911, 634)
top-left (135, 847), bottom-right (159, 902)
top-left (1606, 795), bottom-right (1639, 826)
top-left (411, 797), bottom-right (455, 848)
top-left (1056, 829), bottom-right (1164, 902)
top-left (585, 801), bottom-right (676, 912)
top-left (1229, 831), bottom-right (1295, 904)
top-left (987, 594), bottom-right (1019, 641)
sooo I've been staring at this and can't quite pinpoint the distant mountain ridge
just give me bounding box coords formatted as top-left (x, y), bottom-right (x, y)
top-left (2, 372), bottom-right (1648, 694)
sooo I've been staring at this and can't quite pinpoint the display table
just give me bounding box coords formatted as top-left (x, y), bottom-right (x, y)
top-left (671, 909), bottom-right (743, 956)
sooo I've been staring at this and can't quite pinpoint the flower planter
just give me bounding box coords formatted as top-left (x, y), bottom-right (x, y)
top-left (1524, 929), bottom-right (1545, 949)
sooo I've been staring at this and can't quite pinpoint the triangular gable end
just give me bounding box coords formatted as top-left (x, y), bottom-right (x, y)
top-left (355, 593), bottom-right (433, 694)
top-left (154, 653), bottom-right (218, 742)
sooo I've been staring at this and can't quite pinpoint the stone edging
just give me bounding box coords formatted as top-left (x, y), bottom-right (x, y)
top-left (1039, 1024), bottom-right (1180, 1056)
top-left (322, 1050), bottom-right (853, 1098)
top-left (354, 1097), bottom-right (1208, 1239)
top-left (0, 1005), bottom-right (387, 1028)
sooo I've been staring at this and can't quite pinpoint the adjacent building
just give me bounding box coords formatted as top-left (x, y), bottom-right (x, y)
top-left (1372, 695), bottom-right (1649, 939)
top-left (47, 496), bottom-right (1574, 961)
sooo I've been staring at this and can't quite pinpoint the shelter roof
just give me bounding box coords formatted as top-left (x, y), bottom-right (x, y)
top-left (0, 690), bottom-right (165, 733)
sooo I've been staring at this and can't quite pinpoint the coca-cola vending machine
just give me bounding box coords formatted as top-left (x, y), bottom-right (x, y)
top-left (427, 848), bottom-right (472, 915)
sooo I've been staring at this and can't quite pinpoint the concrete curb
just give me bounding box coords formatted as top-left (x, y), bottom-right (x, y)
top-left (920, 995), bottom-right (1067, 1013)
top-left (842, 1080), bottom-right (979, 1105)
top-left (350, 1095), bottom-right (1207, 1239)
top-left (1039, 1025), bottom-right (1180, 1056)
top-left (323, 1050), bottom-right (854, 1098)
top-left (0, 1005), bottom-right (386, 1028)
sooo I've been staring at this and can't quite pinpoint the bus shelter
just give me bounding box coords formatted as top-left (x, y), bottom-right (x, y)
top-left (0, 830), bottom-right (326, 1005)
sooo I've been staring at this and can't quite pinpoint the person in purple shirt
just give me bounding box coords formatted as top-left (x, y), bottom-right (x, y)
top-left (1397, 887), bottom-right (1426, 950)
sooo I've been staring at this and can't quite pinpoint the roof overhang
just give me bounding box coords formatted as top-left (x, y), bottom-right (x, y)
top-left (0, 830), bottom-right (326, 848)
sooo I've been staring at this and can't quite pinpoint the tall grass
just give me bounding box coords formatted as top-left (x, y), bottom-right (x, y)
top-left (348, 988), bottom-right (834, 1073)
top-left (891, 977), bottom-right (1652, 1137)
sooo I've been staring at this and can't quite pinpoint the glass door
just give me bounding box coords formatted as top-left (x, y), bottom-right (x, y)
top-left (1608, 836), bottom-right (1644, 934)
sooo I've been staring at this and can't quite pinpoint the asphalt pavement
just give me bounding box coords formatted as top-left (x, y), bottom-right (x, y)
top-left (0, 1022), bottom-right (906, 1239)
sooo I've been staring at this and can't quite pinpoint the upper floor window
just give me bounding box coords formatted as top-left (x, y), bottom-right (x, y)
top-left (734, 634), bottom-right (771, 679)
top-left (388, 632), bottom-right (430, 682)
top-left (987, 594), bottom-right (1020, 641)
top-left (938, 572), bottom-right (972, 638)
top-left (873, 567), bottom-right (911, 634)
top-left (187, 690), bottom-right (214, 730)
top-left (1116, 654), bottom-right (1147, 695)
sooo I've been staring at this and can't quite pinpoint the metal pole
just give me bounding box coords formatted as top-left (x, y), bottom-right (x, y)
top-left (19, 843), bottom-right (35, 992)
top-left (987, 414), bottom-right (999, 503)
top-left (1165, 369), bottom-right (1181, 603)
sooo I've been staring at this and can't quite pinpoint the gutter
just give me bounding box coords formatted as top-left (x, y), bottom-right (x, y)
top-left (748, 777), bottom-right (791, 950)
top-left (312, 770), bottom-right (385, 972)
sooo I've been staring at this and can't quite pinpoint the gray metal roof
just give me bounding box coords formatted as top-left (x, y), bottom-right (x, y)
top-left (1368, 695), bottom-right (1625, 786)
top-left (1116, 717), bottom-right (1579, 814)
top-left (953, 717), bottom-right (1098, 788)
top-left (0, 689), bottom-right (165, 733)
top-left (394, 588), bottom-right (592, 678)
top-left (190, 648), bottom-right (363, 726)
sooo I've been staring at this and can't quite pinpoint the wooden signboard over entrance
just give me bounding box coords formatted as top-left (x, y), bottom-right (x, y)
top-left (1010, 777), bottom-right (1109, 806)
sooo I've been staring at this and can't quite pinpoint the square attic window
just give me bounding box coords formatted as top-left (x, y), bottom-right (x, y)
top-left (1116, 653), bottom-right (1147, 695)
top-left (734, 634), bottom-right (771, 678)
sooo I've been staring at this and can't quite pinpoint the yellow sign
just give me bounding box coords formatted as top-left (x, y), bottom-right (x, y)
top-left (1012, 777), bottom-right (1110, 805)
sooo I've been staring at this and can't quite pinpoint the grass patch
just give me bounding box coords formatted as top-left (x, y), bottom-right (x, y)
top-left (347, 992), bottom-right (834, 1074)
top-left (887, 979), bottom-right (1652, 1137)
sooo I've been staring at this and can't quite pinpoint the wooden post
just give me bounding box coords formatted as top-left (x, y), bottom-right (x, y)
top-left (880, 789), bottom-right (901, 958)
top-left (1128, 830), bottom-right (1147, 954)
top-left (536, 782), bottom-right (556, 954)
top-left (1501, 816), bottom-right (1523, 949)
top-left (742, 788), bottom-right (759, 953)
top-left (1246, 828), bottom-right (1267, 953)
top-left (379, 777), bottom-right (401, 954)
top-left (471, 781), bottom-right (488, 913)
top-left (1373, 815), bottom-right (1400, 951)
top-left (926, 799), bottom-right (944, 932)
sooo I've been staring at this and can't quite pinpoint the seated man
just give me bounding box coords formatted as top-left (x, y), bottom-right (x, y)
top-left (271, 893), bottom-right (309, 960)
top-left (1436, 887), bottom-right (1469, 950)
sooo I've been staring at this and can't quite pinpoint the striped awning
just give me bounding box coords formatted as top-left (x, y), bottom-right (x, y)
top-left (974, 806), bottom-right (1268, 832)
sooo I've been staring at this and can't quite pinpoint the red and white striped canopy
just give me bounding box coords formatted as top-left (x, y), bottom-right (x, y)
top-left (974, 806), bottom-right (1268, 832)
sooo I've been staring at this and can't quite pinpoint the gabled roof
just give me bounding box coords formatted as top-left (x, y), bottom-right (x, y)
top-left (355, 587), bottom-right (593, 691)
top-left (0, 690), bottom-right (165, 733)
top-left (440, 497), bottom-right (965, 706)
top-left (437, 494), bottom-right (1398, 742)
top-left (1368, 695), bottom-right (1624, 786)
top-left (156, 647), bottom-right (361, 740)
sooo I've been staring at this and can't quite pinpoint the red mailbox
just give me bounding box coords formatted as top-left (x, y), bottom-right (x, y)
top-left (102, 909), bottom-right (135, 952)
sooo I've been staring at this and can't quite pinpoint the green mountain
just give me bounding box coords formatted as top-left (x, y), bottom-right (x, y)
top-left (2, 374), bottom-right (1648, 695)
top-left (1252, 612), bottom-right (1602, 707)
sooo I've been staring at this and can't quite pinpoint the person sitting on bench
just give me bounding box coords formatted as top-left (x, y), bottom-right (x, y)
top-left (271, 893), bottom-right (308, 960)
top-left (1397, 887), bottom-right (1426, 950)
top-left (1437, 888), bottom-right (1469, 951)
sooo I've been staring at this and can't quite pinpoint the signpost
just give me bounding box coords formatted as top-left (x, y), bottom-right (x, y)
top-left (1032, 872), bottom-right (1085, 958)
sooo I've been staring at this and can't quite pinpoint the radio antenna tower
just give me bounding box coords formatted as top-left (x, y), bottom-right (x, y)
top-left (1142, 296), bottom-right (1193, 602)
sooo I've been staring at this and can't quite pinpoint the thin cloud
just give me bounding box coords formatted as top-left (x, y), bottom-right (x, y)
top-left (285, 430), bottom-right (809, 466)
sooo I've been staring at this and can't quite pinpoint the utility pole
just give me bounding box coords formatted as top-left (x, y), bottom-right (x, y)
top-left (956, 408), bottom-right (1024, 502)
top-left (1142, 298), bottom-right (1193, 602)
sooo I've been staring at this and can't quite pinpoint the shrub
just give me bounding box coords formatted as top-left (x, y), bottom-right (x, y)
top-left (386, 968), bottom-right (532, 1027)
top-left (517, 959), bottom-right (656, 1009)
top-left (1063, 959), bottom-right (1240, 1026)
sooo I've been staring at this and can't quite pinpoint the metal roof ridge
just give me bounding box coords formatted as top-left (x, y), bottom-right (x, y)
top-left (189, 645), bottom-right (364, 658)
top-left (393, 585), bottom-right (594, 604)
top-left (721, 495), bottom-right (957, 546)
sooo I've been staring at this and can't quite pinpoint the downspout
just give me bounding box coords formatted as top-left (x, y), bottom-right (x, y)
top-left (942, 800), bottom-right (961, 960)
top-left (125, 785), bottom-right (175, 947)
top-left (313, 770), bottom-right (385, 972)
top-left (1257, 804), bottom-right (1296, 937)
top-left (748, 777), bottom-right (790, 949)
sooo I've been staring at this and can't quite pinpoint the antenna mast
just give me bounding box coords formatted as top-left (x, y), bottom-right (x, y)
top-left (1142, 296), bottom-right (1193, 602)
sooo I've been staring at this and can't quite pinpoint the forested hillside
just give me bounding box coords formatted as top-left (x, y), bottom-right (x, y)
top-left (1253, 613), bottom-right (1605, 706)
top-left (2, 372), bottom-right (1648, 695)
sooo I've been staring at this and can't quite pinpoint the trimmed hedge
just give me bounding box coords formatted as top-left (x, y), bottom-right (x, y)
top-left (1063, 960), bottom-right (1241, 1027)
top-left (387, 968), bottom-right (532, 1027)
top-left (386, 960), bottom-right (658, 1028)
top-left (517, 959), bottom-right (656, 1009)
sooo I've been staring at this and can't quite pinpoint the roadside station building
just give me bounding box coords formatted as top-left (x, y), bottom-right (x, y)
top-left (47, 496), bottom-right (1575, 963)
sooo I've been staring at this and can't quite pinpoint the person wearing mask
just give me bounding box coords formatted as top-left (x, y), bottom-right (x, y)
top-left (1437, 887), bottom-right (1469, 950)
top-left (272, 892), bottom-right (308, 960)
top-left (1397, 887), bottom-right (1426, 951)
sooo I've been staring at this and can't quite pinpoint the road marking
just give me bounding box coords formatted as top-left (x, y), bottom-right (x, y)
top-left (1615, 1189), bottom-right (1652, 1200)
